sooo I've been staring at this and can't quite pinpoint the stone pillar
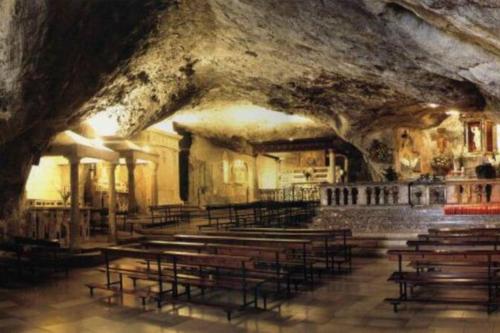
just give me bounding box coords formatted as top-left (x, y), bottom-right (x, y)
top-left (151, 162), bottom-right (159, 207)
top-left (328, 149), bottom-right (336, 183)
top-left (253, 154), bottom-right (260, 201)
top-left (69, 158), bottom-right (81, 249)
top-left (107, 163), bottom-right (117, 243)
top-left (126, 158), bottom-right (138, 214)
top-left (344, 158), bottom-right (349, 183)
top-left (358, 185), bottom-right (367, 205)
top-left (178, 132), bottom-right (192, 202)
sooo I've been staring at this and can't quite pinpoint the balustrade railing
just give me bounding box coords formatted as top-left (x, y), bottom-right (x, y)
top-left (259, 186), bottom-right (320, 202)
top-left (321, 183), bottom-right (410, 207)
top-left (446, 179), bottom-right (500, 204)
top-left (320, 179), bottom-right (500, 208)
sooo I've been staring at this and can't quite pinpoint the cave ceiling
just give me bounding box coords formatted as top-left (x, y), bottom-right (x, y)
top-left (1, 0), bottom-right (500, 160)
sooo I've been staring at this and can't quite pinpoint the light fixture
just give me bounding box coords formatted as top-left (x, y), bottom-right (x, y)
top-left (427, 103), bottom-right (439, 109)
top-left (86, 106), bottom-right (123, 136)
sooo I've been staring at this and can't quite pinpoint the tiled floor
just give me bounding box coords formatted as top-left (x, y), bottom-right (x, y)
top-left (1, 258), bottom-right (500, 333)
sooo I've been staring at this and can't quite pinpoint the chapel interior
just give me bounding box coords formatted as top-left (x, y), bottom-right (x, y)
top-left (1, 1), bottom-right (500, 332)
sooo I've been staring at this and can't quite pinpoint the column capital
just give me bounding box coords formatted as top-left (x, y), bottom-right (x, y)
top-left (67, 156), bottom-right (80, 165)
top-left (125, 157), bottom-right (136, 166)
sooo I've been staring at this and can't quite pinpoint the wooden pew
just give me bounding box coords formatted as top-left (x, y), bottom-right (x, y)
top-left (428, 227), bottom-right (500, 236)
top-left (0, 237), bottom-right (70, 278)
top-left (142, 240), bottom-right (291, 304)
top-left (385, 249), bottom-right (500, 313)
top-left (198, 201), bottom-right (317, 231)
top-left (173, 234), bottom-right (314, 285)
top-left (86, 246), bottom-right (261, 320)
top-left (203, 230), bottom-right (353, 272)
top-left (407, 239), bottom-right (500, 251)
top-left (150, 204), bottom-right (201, 226)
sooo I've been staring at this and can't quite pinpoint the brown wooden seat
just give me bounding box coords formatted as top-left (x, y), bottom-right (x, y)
top-left (141, 239), bottom-right (296, 300)
top-left (173, 234), bottom-right (315, 288)
top-left (202, 230), bottom-right (353, 273)
top-left (87, 246), bottom-right (263, 320)
top-left (386, 248), bottom-right (500, 313)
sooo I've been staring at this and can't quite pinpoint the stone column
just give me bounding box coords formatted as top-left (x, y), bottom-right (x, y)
top-left (344, 157), bottom-right (349, 183)
top-left (328, 149), bottom-right (336, 183)
top-left (253, 154), bottom-right (260, 201)
top-left (151, 162), bottom-right (159, 207)
top-left (107, 163), bottom-right (117, 243)
top-left (358, 185), bottom-right (367, 205)
top-left (126, 158), bottom-right (138, 214)
top-left (69, 157), bottom-right (81, 249)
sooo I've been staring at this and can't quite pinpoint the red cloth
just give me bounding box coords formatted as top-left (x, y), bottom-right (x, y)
top-left (444, 204), bottom-right (500, 215)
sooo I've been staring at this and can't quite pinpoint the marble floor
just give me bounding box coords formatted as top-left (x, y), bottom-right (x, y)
top-left (1, 258), bottom-right (499, 333)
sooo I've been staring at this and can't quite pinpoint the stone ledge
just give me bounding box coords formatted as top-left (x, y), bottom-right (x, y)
top-left (316, 206), bottom-right (500, 234)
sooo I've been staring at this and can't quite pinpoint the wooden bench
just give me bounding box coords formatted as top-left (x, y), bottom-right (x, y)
top-left (428, 227), bottom-right (500, 236)
top-left (142, 240), bottom-right (292, 305)
top-left (198, 201), bottom-right (316, 231)
top-left (203, 230), bottom-right (353, 273)
top-left (408, 239), bottom-right (500, 251)
top-left (87, 246), bottom-right (263, 320)
top-left (385, 248), bottom-right (500, 313)
top-left (173, 234), bottom-right (315, 286)
top-left (0, 237), bottom-right (70, 279)
top-left (150, 204), bottom-right (201, 226)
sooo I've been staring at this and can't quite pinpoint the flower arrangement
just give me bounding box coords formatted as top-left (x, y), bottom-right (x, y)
top-left (369, 139), bottom-right (393, 164)
top-left (57, 186), bottom-right (71, 206)
top-left (430, 154), bottom-right (453, 176)
top-left (383, 167), bottom-right (398, 182)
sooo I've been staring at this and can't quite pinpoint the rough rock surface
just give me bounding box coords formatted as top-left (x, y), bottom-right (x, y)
top-left (1, 0), bottom-right (500, 225)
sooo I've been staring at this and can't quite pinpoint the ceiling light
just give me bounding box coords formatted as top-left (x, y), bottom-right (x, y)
top-left (86, 106), bottom-right (123, 136)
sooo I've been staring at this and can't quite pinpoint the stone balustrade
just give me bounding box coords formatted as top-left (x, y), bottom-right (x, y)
top-left (321, 179), bottom-right (500, 208)
top-left (24, 207), bottom-right (91, 247)
top-left (445, 179), bottom-right (500, 204)
top-left (259, 186), bottom-right (320, 202)
top-left (321, 182), bottom-right (410, 207)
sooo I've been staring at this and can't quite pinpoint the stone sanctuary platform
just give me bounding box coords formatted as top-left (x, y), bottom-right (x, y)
top-left (316, 206), bottom-right (500, 234)
top-left (316, 206), bottom-right (500, 256)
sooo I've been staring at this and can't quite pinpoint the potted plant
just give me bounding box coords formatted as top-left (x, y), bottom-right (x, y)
top-left (383, 167), bottom-right (398, 182)
top-left (431, 154), bottom-right (453, 176)
top-left (58, 186), bottom-right (71, 207)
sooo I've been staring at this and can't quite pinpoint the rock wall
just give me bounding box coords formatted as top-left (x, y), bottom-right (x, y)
top-left (1, 0), bottom-right (500, 233)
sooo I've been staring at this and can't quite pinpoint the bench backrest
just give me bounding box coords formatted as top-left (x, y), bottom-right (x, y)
top-left (14, 237), bottom-right (60, 248)
top-left (229, 227), bottom-right (351, 237)
top-left (203, 231), bottom-right (337, 241)
top-left (174, 234), bottom-right (311, 250)
top-left (428, 227), bottom-right (500, 235)
top-left (161, 250), bottom-right (254, 269)
top-left (388, 249), bottom-right (500, 263)
top-left (408, 239), bottom-right (500, 248)
top-left (102, 246), bottom-right (254, 270)
top-left (142, 240), bottom-right (285, 262)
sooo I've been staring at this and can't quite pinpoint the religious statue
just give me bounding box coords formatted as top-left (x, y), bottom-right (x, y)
top-left (399, 129), bottom-right (421, 175)
top-left (471, 125), bottom-right (481, 152)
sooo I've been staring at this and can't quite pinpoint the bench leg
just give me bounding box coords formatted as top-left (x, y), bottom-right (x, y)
top-left (392, 302), bottom-right (399, 313)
